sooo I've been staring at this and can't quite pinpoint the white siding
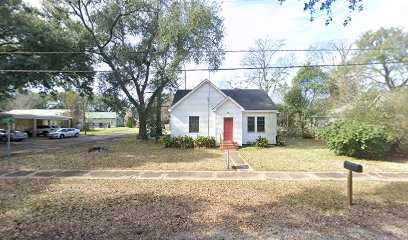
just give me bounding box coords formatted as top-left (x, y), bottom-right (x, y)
top-left (242, 112), bottom-right (277, 145)
top-left (170, 82), bottom-right (226, 138)
top-left (215, 99), bottom-right (243, 146)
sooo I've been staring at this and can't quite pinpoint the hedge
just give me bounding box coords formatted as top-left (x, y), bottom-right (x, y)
top-left (317, 121), bottom-right (393, 159)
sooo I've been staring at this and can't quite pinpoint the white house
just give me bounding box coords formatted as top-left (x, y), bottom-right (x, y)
top-left (169, 80), bottom-right (278, 148)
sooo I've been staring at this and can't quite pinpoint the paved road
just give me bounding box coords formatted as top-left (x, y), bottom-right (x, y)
top-left (0, 169), bottom-right (407, 181)
top-left (0, 131), bottom-right (137, 157)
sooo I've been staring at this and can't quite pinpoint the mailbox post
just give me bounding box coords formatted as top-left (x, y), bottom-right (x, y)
top-left (343, 161), bottom-right (363, 205)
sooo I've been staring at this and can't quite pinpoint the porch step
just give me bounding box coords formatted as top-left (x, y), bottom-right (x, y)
top-left (220, 141), bottom-right (239, 150)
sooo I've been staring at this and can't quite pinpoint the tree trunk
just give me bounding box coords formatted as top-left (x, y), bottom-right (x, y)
top-left (155, 90), bottom-right (162, 136)
top-left (138, 110), bottom-right (148, 139)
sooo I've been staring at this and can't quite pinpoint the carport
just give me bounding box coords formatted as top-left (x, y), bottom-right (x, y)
top-left (0, 109), bottom-right (72, 137)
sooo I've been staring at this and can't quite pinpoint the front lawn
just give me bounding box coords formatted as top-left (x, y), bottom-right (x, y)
top-left (3, 137), bottom-right (224, 171)
top-left (0, 179), bottom-right (406, 239)
top-left (240, 138), bottom-right (408, 172)
top-left (81, 127), bottom-right (138, 135)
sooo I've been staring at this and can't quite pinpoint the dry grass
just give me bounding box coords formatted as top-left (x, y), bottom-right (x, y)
top-left (240, 138), bottom-right (408, 172)
top-left (4, 137), bottom-right (224, 171)
top-left (0, 179), bottom-right (406, 239)
top-left (81, 127), bottom-right (138, 135)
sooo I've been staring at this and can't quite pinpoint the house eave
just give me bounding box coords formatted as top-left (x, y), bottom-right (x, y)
top-left (212, 97), bottom-right (245, 111)
top-left (242, 110), bottom-right (279, 113)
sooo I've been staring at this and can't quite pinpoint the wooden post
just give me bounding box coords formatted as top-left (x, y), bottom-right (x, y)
top-left (347, 170), bottom-right (353, 205)
top-left (33, 118), bottom-right (37, 138)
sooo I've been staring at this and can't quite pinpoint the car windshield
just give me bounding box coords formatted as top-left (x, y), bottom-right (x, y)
top-left (56, 129), bottom-right (66, 132)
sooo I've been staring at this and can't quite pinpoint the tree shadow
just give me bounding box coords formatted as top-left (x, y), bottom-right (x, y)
top-left (1, 180), bottom-right (406, 239)
top-left (1, 137), bottom-right (225, 171)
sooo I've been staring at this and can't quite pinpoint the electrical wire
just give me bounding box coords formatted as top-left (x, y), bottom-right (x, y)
top-left (0, 61), bottom-right (406, 73)
top-left (0, 48), bottom-right (403, 55)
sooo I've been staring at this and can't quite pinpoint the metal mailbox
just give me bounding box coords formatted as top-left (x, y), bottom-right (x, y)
top-left (344, 161), bottom-right (363, 205)
top-left (344, 161), bottom-right (363, 173)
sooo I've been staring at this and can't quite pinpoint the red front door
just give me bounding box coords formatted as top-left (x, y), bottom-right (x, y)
top-left (223, 118), bottom-right (233, 141)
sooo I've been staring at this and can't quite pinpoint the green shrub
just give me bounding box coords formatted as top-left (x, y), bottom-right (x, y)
top-left (256, 136), bottom-right (268, 148)
top-left (126, 118), bottom-right (136, 128)
top-left (318, 121), bottom-right (393, 159)
top-left (301, 130), bottom-right (314, 139)
top-left (280, 129), bottom-right (314, 139)
top-left (163, 135), bottom-right (194, 148)
top-left (276, 134), bottom-right (285, 146)
top-left (194, 136), bottom-right (216, 148)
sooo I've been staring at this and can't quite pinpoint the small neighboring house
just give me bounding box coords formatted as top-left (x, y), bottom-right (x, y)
top-left (169, 80), bottom-right (278, 148)
top-left (85, 112), bottom-right (122, 128)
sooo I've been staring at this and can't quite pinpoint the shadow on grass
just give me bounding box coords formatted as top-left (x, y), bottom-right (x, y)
top-left (1, 137), bottom-right (224, 170)
top-left (1, 180), bottom-right (406, 239)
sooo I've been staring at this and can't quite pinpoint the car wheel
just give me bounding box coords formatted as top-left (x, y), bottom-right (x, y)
top-left (1, 136), bottom-right (7, 142)
top-left (75, 133), bottom-right (79, 137)
top-left (43, 131), bottom-right (49, 136)
top-left (59, 134), bottom-right (64, 139)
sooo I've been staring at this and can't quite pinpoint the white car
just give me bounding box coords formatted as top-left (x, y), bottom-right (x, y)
top-left (48, 128), bottom-right (80, 139)
top-left (25, 125), bottom-right (61, 137)
top-left (0, 129), bottom-right (28, 142)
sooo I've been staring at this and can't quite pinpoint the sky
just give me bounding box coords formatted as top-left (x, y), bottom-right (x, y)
top-left (25, 0), bottom-right (408, 90)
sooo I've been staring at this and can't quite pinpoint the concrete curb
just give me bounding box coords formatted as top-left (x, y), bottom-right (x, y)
top-left (0, 170), bottom-right (407, 181)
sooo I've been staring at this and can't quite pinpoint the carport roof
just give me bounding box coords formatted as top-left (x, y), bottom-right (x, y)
top-left (0, 109), bottom-right (71, 120)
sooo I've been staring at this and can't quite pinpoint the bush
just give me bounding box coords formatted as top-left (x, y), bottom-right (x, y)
top-left (163, 135), bottom-right (194, 148)
top-left (255, 136), bottom-right (268, 148)
top-left (276, 134), bottom-right (285, 146)
top-left (280, 129), bottom-right (314, 139)
top-left (126, 118), bottom-right (136, 128)
top-left (318, 121), bottom-right (393, 159)
top-left (194, 136), bottom-right (216, 148)
top-left (301, 130), bottom-right (314, 139)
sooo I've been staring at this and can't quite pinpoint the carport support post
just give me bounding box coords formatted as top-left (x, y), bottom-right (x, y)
top-left (33, 119), bottom-right (37, 138)
top-left (347, 170), bottom-right (353, 205)
top-left (7, 122), bottom-right (11, 166)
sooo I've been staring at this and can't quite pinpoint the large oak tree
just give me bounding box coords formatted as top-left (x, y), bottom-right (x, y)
top-left (0, 0), bottom-right (94, 101)
top-left (48, 0), bottom-right (225, 139)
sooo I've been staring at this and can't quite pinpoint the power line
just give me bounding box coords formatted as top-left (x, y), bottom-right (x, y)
top-left (0, 61), bottom-right (406, 73)
top-left (0, 48), bottom-right (403, 55)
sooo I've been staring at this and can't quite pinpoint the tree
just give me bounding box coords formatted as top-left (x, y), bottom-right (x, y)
top-left (344, 89), bottom-right (408, 145)
top-left (284, 64), bottom-right (331, 131)
top-left (0, 0), bottom-right (95, 101)
top-left (0, 92), bottom-right (50, 110)
top-left (293, 63), bottom-right (331, 104)
top-left (354, 27), bottom-right (408, 90)
top-left (48, 0), bottom-right (225, 139)
top-left (279, 0), bottom-right (364, 26)
top-left (283, 86), bottom-right (308, 130)
top-left (241, 38), bottom-right (295, 100)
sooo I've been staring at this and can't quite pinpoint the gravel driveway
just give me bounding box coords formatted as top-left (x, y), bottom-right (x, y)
top-left (0, 132), bottom-right (136, 157)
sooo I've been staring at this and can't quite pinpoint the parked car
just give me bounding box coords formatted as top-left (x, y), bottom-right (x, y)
top-left (48, 128), bottom-right (80, 139)
top-left (0, 129), bottom-right (28, 142)
top-left (25, 125), bottom-right (60, 137)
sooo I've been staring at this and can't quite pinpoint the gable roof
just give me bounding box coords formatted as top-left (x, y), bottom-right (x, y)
top-left (212, 96), bottom-right (245, 111)
top-left (171, 88), bottom-right (278, 111)
top-left (169, 80), bottom-right (227, 111)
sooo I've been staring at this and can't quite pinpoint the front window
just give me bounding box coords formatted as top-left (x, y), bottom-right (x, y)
top-left (189, 116), bottom-right (199, 133)
top-left (247, 117), bottom-right (255, 132)
top-left (257, 117), bottom-right (265, 132)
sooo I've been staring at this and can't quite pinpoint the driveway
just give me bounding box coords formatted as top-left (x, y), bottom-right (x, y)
top-left (0, 131), bottom-right (136, 157)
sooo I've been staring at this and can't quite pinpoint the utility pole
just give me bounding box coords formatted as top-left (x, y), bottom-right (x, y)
top-left (184, 63), bottom-right (187, 90)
